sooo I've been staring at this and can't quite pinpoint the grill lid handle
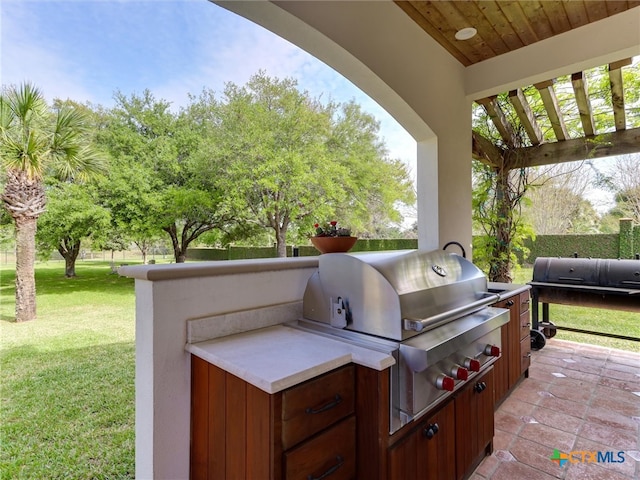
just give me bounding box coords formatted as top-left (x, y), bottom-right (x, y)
top-left (403, 293), bottom-right (500, 333)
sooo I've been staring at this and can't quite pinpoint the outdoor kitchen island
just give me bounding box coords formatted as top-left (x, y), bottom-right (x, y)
top-left (182, 251), bottom-right (532, 480)
top-left (120, 252), bottom-right (531, 480)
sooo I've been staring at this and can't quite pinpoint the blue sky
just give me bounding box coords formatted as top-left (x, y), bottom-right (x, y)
top-left (1, 0), bottom-right (417, 177)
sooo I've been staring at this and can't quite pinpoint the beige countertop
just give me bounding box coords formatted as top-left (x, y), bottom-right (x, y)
top-left (186, 324), bottom-right (395, 394)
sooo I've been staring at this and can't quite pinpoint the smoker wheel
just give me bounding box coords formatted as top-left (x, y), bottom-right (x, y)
top-left (541, 322), bottom-right (557, 339)
top-left (530, 330), bottom-right (546, 350)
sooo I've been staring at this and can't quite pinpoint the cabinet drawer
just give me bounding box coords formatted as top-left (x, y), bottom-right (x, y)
top-left (282, 365), bottom-right (355, 450)
top-left (285, 415), bottom-right (356, 480)
top-left (519, 311), bottom-right (531, 340)
top-left (520, 336), bottom-right (531, 373)
top-left (519, 292), bottom-right (530, 314)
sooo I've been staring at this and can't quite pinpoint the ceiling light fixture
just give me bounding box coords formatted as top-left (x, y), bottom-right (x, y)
top-left (455, 27), bottom-right (477, 41)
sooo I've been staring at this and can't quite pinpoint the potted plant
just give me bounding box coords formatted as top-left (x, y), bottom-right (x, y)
top-left (310, 221), bottom-right (358, 253)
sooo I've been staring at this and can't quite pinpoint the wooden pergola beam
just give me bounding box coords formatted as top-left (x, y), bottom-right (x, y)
top-left (534, 79), bottom-right (568, 142)
top-left (472, 131), bottom-right (504, 167)
top-left (476, 96), bottom-right (516, 147)
top-left (508, 88), bottom-right (543, 145)
top-left (609, 58), bottom-right (632, 131)
top-left (571, 71), bottom-right (596, 137)
top-left (509, 127), bottom-right (640, 168)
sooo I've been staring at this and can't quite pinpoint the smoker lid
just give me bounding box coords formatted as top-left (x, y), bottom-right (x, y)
top-left (532, 257), bottom-right (640, 290)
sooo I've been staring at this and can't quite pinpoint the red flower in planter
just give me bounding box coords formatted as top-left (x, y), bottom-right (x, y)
top-left (313, 221), bottom-right (351, 237)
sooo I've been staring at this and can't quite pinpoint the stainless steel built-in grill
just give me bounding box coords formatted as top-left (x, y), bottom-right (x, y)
top-left (529, 257), bottom-right (640, 349)
top-left (297, 249), bottom-right (509, 434)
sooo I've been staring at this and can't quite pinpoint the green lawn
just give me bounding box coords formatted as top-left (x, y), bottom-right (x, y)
top-left (0, 261), bottom-right (638, 479)
top-left (1, 262), bottom-right (137, 479)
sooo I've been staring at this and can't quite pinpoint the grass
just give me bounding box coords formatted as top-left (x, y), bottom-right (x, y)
top-left (1, 261), bottom-right (137, 479)
top-left (0, 261), bottom-right (638, 479)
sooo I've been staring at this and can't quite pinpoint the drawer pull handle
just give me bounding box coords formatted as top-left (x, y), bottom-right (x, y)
top-left (305, 394), bottom-right (342, 414)
top-left (506, 300), bottom-right (515, 307)
top-left (307, 455), bottom-right (344, 480)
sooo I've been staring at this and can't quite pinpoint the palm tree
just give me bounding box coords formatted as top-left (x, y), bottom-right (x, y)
top-left (0, 82), bottom-right (105, 321)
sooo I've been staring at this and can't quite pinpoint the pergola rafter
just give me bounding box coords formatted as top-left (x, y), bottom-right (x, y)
top-left (473, 57), bottom-right (640, 170)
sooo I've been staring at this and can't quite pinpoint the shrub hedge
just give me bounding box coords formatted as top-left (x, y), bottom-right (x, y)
top-left (187, 220), bottom-right (638, 262)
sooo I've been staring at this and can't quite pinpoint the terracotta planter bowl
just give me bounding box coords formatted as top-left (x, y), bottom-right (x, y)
top-left (310, 236), bottom-right (358, 254)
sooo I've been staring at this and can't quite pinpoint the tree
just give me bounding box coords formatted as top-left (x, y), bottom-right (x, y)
top-left (327, 101), bottom-right (415, 238)
top-left (36, 182), bottom-right (110, 277)
top-left (209, 73), bottom-right (415, 256)
top-left (97, 90), bottom-right (241, 263)
top-left (602, 154), bottom-right (640, 223)
top-left (523, 163), bottom-right (599, 234)
top-left (0, 83), bottom-right (104, 321)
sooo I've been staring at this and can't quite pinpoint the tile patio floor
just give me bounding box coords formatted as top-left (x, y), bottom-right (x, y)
top-left (472, 338), bottom-right (640, 480)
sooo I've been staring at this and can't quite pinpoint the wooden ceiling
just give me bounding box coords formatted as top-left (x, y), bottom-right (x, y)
top-left (394, 1), bottom-right (640, 170)
top-left (395, 1), bottom-right (640, 67)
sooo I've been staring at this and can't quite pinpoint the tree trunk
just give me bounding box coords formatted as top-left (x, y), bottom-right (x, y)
top-left (490, 171), bottom-right (514, 283)
top-left (276, 227), bottom-right (287, 258)
top-left (162, 224), bottom-right (183, 263)
top-left (59, 240), bottom-right (81, 277)
top-left (14, 217), bottom-right (38, 322)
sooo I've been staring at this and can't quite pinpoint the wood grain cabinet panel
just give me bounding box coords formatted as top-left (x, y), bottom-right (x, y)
top-left (492, 290), bottom-right (531, 406)
top-left (284, 416), bottom-right (356, 480)
top-left (282, 365), bottom-right (354, 450)
top-left (455, 367), bottom-right (495, 480)
top-left (190, 359), bottom-right (354, 480)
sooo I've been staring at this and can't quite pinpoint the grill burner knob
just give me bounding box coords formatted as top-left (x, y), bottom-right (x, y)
top-left (484, 345), bottom-right (500, 357)
top-left (463, 358), bottom-right (481, 372)
top-left (435, 374), bottom-right (455, 391)
top-left (451, 366), bottom-right (469, 380)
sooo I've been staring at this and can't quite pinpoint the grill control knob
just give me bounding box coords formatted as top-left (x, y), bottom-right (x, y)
top-left (435, 374), bottom-right (455, 391)
top-left (463, 358), bottom-right (481, 372)
top-left (451, 366), bottom-right (469, 380)
top-left (484, 345), bottom-right (500, 357)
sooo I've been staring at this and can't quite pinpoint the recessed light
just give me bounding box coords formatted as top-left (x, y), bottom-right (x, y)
top-left (455, 27), bottom-right (477, 41)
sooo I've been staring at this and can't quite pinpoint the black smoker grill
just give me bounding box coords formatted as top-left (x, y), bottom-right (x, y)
top-left (529, 257), bottom-right (640, 349)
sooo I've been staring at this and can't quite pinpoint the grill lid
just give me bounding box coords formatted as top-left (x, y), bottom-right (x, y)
top-left (302, 249), bottom-right (496, 341)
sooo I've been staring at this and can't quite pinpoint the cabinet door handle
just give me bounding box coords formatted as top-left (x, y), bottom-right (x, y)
top-left (474, 381), bottom-right (487, 393)
top-left (424, 422), bottom-right (439, 439)
top-left (305, 394), bottom-right (342, 414)
top-left (506, 300), bottom-right (515, 307)
top-left (307, 455), bottom-right (344, 480)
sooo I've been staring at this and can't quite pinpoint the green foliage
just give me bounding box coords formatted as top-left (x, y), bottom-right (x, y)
top-left (97, 90), bottom-right (240, 262)
top-left (187, 238), bottom-right (418, 260)
top-left (523, 234), bottom-right (619, 262)
top-left (472, 160), bottom-right (534, 281)
top-left (188, 72), bottom-right (414, 257)
top-left (36, 182), bottom-right (111, 274)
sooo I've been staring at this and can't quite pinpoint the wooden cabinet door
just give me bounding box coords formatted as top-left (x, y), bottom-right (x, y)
top-left (455, 367), bottom-right (495, 480)
top-left (387, 400), bottom-right (456, 480)
top-left (416, 401), bottom-right (456, 480)
top-left (387, 428), bottom-right (418, 480)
